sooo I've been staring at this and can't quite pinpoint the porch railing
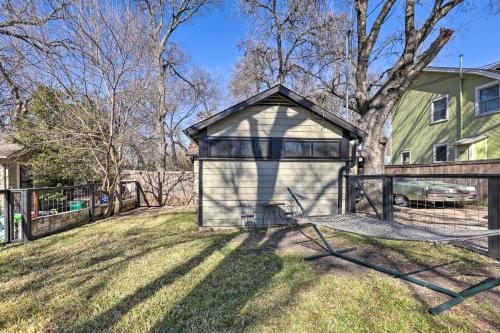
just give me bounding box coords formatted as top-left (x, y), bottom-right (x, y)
top-left (345, 174), bottom-right (500, 259)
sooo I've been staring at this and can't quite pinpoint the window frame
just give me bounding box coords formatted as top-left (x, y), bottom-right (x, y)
top-left (475, 81), bottom-right (500, 117)
top-left (432, 142), bottom-right (448, 163)
top-left (282, 139), bottom-right (342, 160)
top-left (430, 95), bottom-right (448, 124)
top-left (208, 138), bottom-right (270, 159)
top-left (400, 150), bottom-right (411, 165)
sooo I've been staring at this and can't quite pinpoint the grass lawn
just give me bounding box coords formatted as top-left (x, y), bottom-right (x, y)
top-left (0, 209), bottom-right (498, 332)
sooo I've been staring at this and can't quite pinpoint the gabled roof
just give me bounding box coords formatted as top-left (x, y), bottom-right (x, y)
top-left (0, 134), bottom-right (23, 160)
top-left (184, 85), bottom-right (366, 141)
top-left (424, 66), bottom-right (500, 80)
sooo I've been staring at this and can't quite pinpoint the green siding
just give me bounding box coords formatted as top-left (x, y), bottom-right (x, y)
top-left (391, 71), bottom-right (500, 164)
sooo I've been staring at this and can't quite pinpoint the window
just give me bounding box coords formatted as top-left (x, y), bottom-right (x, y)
top-left (283, 140), bottom-right (340, 159)
top-left (476, 82), bottom-right (500, 116)
top-left (400, 151), bottom-right (411, 165)
top-left (430, 96), bottom-right (448, 123)
top-left (209, 139), bottom-right (269, 158)
top-left (433, 143), bottom-right (448, 163)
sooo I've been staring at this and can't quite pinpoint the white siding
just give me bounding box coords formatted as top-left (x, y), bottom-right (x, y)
top-left (0, 164), bottom-right (5, 190)
top-left (201, 160), bottom-right (343, 227)
top-left (0, 163), bottom-right (17, 189)
top-left (207, 105), bottom-right (343, 139)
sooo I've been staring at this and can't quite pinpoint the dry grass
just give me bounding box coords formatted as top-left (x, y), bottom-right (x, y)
top-left (0, 210), bottom-right (498, 332)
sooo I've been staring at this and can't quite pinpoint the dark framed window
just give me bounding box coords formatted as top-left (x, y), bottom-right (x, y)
top-left (283, 140), bottom-right (340, 159)
top-left (400, 151), bottom-right (411, 165)
top-left (209, 139), bottom-right (269, 158)
top-left (433, 143), bottom-right (448, 163)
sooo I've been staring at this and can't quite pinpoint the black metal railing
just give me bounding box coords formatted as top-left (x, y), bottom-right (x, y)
top-left (0, 181), bottom-right (142, 243)
top-left (345, 174), bottom-right (500, 258)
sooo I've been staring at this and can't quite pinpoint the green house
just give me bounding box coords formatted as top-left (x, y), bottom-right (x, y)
top-left (391, 65), bottom-right (500, 165)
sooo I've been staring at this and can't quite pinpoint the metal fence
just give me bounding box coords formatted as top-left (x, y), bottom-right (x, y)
top-left (345, 174), bottom-right (500, 258)
top-left (1, 182), bottom-right (142, 243)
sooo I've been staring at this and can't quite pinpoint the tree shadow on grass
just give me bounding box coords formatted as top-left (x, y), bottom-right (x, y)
top-left (148, 229), bottom-right (289, 333)
top-left (68, 231), bottom-right (237, 332)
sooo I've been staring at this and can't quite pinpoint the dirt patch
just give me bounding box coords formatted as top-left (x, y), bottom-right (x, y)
top-left (234, 224), bottom-right (500, 326)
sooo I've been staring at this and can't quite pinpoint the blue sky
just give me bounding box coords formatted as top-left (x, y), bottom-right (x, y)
top-left (172, 1), bottom-right (499, 86)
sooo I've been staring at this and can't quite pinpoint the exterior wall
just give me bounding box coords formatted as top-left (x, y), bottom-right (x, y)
top-left (0, 164), bottom-right (5, 190)
top-left (208, 105), bottom-right (343, 139)
top-left (200, 103), bottom-right (346, 227)
top-left (0, 163), bottom-right (18, 190)
top-left (201, 160), bottom-right (342, 227)
top-left (391, 72), bottom-right (499, 165)
top-left (193, 158), bottom-right (199, 205)
top-left (8, 164), bottom-right (17, 188)
top-left (462, 76), bottom-right (500, 159)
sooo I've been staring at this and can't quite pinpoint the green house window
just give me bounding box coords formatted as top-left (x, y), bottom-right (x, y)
top-left (433, 143), bottom-right (448, 163)
top-left (431, 96), bottom-right (448, 123)
top-left (476, 83), bottom-right (499, 116)
top-left (400, 151), bottom-right (411, 165)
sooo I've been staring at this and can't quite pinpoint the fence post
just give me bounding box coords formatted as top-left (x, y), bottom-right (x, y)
top-left (135, 181), bottom-right (141, 208)
top-left (21, 189), bottom-right (32, 241)
top-left (2, 191), bottom-right (10, 243)
top-left (487, 177), bottom-right (500, 259)
top-left (382, 176), bottom-right (394, 222)
top-left (346, 177), bottom-right (356, 214)
top-left (89, 184), bottom-right (95, 222)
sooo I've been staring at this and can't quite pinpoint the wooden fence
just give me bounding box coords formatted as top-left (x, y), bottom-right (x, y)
top-left (124, 170), bottom-right (195, 207)
top-left (386, 160), bottom-right (500, 202)
top-left (386, 159), bottom-right (500, 175)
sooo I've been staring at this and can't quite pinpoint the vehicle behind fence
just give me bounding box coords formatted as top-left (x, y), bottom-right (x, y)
top-left (1, 182), bottom-right (141, 244)
top-left (346, 174), bottom-right (499, 258)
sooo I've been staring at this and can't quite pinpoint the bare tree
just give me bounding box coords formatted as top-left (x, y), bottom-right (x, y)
top-left (0, 0), bottom-right (69, 125)
top-left (230, 0), bottom-right (348, 117)
top-left (27, 0), bottom-right (151, 215)
top-left (347, 0), bottom-right (464, 174)
top-left (139, 0), bottom-right (218, 172)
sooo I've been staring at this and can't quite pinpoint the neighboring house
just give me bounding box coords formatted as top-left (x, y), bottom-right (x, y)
top-left (184, 85), bottom-right (365, 228)
top-left (0, 135), bottom-right (31, 190)
top-left (391, 64), bottom-right (500, 165)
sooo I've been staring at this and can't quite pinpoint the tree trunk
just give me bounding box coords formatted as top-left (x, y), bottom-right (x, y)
top-left (114, 173), bottom-right (123, 215)
top-left (168, 133), bottom-right (178, 169)
top-left (358, 109), bottom-right (387, 175)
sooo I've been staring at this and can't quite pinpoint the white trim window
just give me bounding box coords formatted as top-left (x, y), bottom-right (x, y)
top-left (433, 143), bottom-right (448, 163)
top-left (400, 150), bottom-right (411, 165)
top-left (475, 81), bottom-right (500, 116)
top-left (430, 95), bottom-right (448, 123)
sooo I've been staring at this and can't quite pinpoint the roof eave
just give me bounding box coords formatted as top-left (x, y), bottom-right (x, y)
top-left (184, 85), bottom-right (366, 141)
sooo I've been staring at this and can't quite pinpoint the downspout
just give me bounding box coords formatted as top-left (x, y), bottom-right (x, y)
top-left (338, 139), bottom-right (359, 214)
top-left (457, 55), bottom-right (464, 149)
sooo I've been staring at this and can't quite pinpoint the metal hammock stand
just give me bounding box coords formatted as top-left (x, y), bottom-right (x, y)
top-left (286, 188), bottom-right (500, 315)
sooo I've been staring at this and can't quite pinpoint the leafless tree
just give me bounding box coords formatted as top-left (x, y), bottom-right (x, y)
top-left (138, 0), bottom-right (218, 172)
top-left (348, 0), bottom-right (464, 174)
top-left (29, 0), bottom-right (151, 215)
top-left (230, 0), bottom-right (348, 117)
top-left (0, 0), bottom-right (69, 125)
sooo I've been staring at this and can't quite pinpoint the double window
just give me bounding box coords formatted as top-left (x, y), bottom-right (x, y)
top-left (476, 82), bottom-right (499, 116)
top-left (207, 138), bottom-right (341, 159)
top-left (433, 143), bottom-right (448, 163)
top-left (209, 139), bottom-right (269, 158)
top-left (430, 96), bottom-right (448, 123)
top-left (283, 140), bottom-right (340, 159)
